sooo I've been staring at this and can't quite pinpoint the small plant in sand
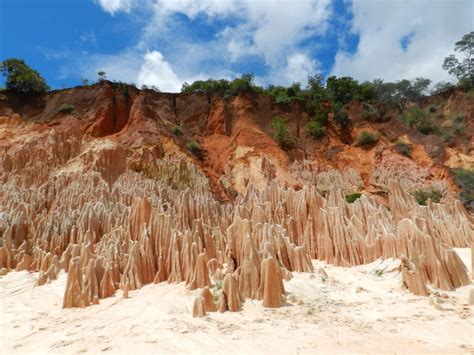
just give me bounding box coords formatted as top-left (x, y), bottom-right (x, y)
top-left (374, 269), bottom-right (384, 277)
top-left (211, 280), bottom-right (223, 303)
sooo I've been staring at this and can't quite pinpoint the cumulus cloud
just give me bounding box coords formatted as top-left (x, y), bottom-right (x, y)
top-left (137, 51), bottom-right (182, 92)
top-left (331, 0), bottom-right (473, 83)
top-left (94, 0), bottom-right (133, 15)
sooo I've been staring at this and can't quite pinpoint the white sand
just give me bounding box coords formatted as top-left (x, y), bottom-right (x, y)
top-left (1, 250), bottom-right (472, 354)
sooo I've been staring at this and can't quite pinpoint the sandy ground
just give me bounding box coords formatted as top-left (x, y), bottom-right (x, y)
top-left (1, 250), bottom-right (472, 355)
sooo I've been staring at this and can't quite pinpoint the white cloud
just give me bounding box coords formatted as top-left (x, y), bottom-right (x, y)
top-left (137, 51), bottom-right (182, 92)
top-left (94, 0), bottom-right (133, 15)
top-left (331, 0), bottom-right (473, 83)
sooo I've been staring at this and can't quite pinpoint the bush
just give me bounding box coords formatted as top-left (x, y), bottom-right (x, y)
top-left (272, 116), bottom-right (294, 149)
top-left (428, 105), bottom-right (437, 113)
top-left (172, 125), bottom-right (183, 136)
top-left (393, 140), bottom-right (413, 157)
top-left (345, 193), bottom-right (362, 203)
top-left (441, 115), bottom-right (466, 143)
top-left (452, 168), bottom-right (474, 205)
top-left (57, 103), bottom-right (76, 114)
top-left (401, 107), bottom-right (437, 135)
top-left (333, 103), bottom-right (349, 127)
top-left (355, 131), bottom-right (378, 147)
top-left (412, 187), bottom-right (442, 205)
top-left (306, 120), bottom-right (325, 140)
top-left (362, 102), bottom-right (379, 122)
top-left (187, 141), bottom-right (202, 156)
top-left (0, 58), bottom-right (49, 93)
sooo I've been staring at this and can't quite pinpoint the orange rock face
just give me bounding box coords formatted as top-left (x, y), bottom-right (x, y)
top-left (0, 83), bottom-right (472, 317)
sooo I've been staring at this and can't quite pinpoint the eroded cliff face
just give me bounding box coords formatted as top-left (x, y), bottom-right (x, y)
top-left (0, 82), bottom-right (472, 315)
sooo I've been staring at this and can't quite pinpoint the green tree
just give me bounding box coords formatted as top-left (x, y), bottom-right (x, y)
top-left (442, 31), bottom-right (474, 88)
top-left (272, 116), bottom-right (293, 149)
top-left (98, 71), bottom-right (107, 81)
top-left (0, 58), bottom-right (49, 92)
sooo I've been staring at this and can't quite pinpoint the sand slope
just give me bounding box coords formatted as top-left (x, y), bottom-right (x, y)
top-left (1, 251), bottom-right (472, 354)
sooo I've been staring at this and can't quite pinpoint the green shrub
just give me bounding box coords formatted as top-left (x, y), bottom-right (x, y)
top-left (393, 140), bottom-right (413, 157)
top-left (58, 103), bottom-right (76, 114)
top-left (333, 103), bottom-right (349, 127)
top-left (441, 115), bottom-right (466, 143)
top-left (306, 120), bottom-right (326, 140)
top-left (172, 125), bottom-right (183, 136)
top-left (362, 102), bottom-right (379, 122)
top-left (187, 141), bottom-right (202, 157)
top-left (355, 131), bottom-right (378, 147)
top-left (452, 168), bottom-right (474, 205)
top-left (412, 187), bottom-right (442, 205)
top-left (272, 116), bottom-right (294, 149)
top-left (401, 107), bottom-right (437, 135)
top-left (428, 105), bottom-right (437, 113)
top-left (345, 192), bottom-right (362, 203)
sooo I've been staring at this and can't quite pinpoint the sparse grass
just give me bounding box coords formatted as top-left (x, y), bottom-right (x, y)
top-left (345, 192), bottom-right (362, 203)
top-left (412, 187), bottom-right (442, 205)
top-left (172, 125), bottom-right (183, 136)
top-left (374, 270), bottom-right (384, 277)
top-left (393, 140), bottom-right (413, 157)
top-left (355, 131), bottom-right (378, 147)
top-left (57, 103), bottom-right (76, 114)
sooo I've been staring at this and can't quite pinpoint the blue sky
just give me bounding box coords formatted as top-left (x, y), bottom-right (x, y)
top-left (0, 0), bottom-right (472, 92)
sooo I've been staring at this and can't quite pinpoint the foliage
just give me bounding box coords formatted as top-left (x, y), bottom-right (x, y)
top-left (265, 82), bottom-right (305, 107)
top-left (306, 120), bottom-right (326, 140)
top-left (362, 102), bottom-right (379, 122)
top-left (141, 84), bottom-right (160, 92)
top-left (272, 116), bottom-right (293, 149)
top-left (368, 77), bottom-right (431, 104)
top-left (345, 192), bottom-right (362, 203)
top-left (393, 140), bottom-right (413, 157)
top-left (452, 168), bottom-right (474, 205)
top-left (80, 78), bottom-right (90, 86)
top-left (0, 58), bottom-right (49, 93)
top-left (428, 105), bottom-right (437, 113)
top-left (326, 76), bottom-right (375, 104)
top-left (57, 103), bottom-right (76, 114)
top-left (97, 71), bottom-right (106, 81)
top-left (412, 187), bottom-right (442, 205)
top-left (431, 81), bottom-right (456, 95)
top-left (181, 73), bottom-right (261, 98)
top-left (187, 141), bottom-right (202, 156)
top-left (401, 107), bottom-right (437, 135)
top-left (211, 280), bottom-right (223, 303)
top-left (332, 102), bottom-right (349, 127)
top-left (440, 115), bottom-right (466, 143)
top-left (172, 125), bottom-right (183, 136)
top-left (355, 131), bottom-right (378, 147)
top-left (442, 31), bottom-right (473, 88)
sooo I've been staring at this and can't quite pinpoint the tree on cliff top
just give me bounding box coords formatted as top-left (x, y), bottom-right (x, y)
top-left (442, 31), bottom-right (474, 88)
top-left (0, 58), bottom-right (49, 93)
